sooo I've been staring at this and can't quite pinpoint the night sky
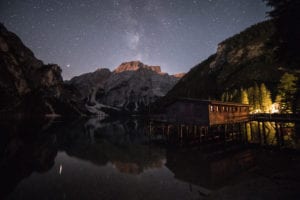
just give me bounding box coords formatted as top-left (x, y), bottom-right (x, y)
top-left (0, 0), bottom-right (269, 80)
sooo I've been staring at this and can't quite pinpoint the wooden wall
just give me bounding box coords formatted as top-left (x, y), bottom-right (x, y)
top-left (209, 103), bottom-right (250, 125)
top-left (164, 100), bottom-right (250, 125)
top-left (165, 101), bottom-right (209, 124)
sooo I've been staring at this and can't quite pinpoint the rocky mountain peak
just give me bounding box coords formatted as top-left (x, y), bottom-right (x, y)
top-left (114, 61), bottom-right (161, 73)
top-left (172, 73), bottom-right (186, 78)
top-left (69, 60), bottom-right (184, 114)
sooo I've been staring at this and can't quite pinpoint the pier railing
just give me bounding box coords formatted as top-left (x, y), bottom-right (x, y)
top-left (250, 113), bottom-right (300, 122)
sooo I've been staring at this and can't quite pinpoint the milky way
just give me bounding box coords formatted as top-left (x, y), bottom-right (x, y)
top-left (0, 0), bottom-right (269, 79)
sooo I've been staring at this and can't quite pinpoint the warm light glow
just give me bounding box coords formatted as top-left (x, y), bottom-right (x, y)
top-left (251, 109), bottom-right (262, 114)
top-left (270, 103), bottom-right (280, 113)
top-left (250, 103), bottom-right (280, 114)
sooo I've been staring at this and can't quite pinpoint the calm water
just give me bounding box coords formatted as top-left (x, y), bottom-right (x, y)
top-left (1, 117), bottom-right (300, 200)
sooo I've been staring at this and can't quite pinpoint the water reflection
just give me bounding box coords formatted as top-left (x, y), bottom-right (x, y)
top-left (58, 118), bottom-right (166, 174)
top-left (246, 121), bottom-right (300, 149)
top-left (166, 148), bottom-right (255, 190)
top-left (148, 119), bottom-right (300, 149)
top-left (0, 117), bottom-right (300, 200)
top-left (0, 118), bottom-right (58, 199)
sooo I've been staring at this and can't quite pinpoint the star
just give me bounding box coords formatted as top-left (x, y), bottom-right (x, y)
top-left (0, 0), bottom-right (269, 79)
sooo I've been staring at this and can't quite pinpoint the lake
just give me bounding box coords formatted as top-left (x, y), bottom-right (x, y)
top-left (1, 117), bottom-right (300, 200)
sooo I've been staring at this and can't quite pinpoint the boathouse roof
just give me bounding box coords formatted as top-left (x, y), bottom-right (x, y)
top-left (166, 97), bottom-right (251, 107)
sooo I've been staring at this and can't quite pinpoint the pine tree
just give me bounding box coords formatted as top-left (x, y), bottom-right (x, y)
top-left (247, 87), bottom-right (254, 112)
top-left (264, 0), bottom-right (300, 67)
top-left (276, 72), bottom-right (298, 113)
top-left (260, 83), bottom-right (273, 113)
top-left (231, 89), bottom-right (240, 102)
top-left (221, 91), bottom-right (230, 102)
top-left (253, 83), bottom-right (261, 111)
top-left (240, 89), bottom-right (249, 104)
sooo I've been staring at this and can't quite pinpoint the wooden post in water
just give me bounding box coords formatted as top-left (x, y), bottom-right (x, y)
top-left (149, 121), bottom-right (152, 136)
top-left (200, 126), bottom-right (206, 142)
top-left (186, 125), bottom-right (189, 138)
top-left (262, 122), bottom-right (267, 145)
top-left (280, 123), bottom-right (285, 146)
top-left (199, 126), bottom-right (204, 142)
top-left (244, 122), bottom-right (248, 142)
top-left (180, 124), bottom-right (183, 139)
top-left (238, 123), bottom-right (242, 142)
top-left (275, 122), bottom-right (280, 147)
top-left (258, 121), bottom-right (262, 144)
top-left (249, 122), bottom-right (253, 141)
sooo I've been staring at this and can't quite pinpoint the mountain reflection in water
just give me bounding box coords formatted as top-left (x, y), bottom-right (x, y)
top-left (0, 117), bottom-right (300, 200)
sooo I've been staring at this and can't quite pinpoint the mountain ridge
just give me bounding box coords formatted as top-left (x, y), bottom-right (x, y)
top-left (68, 61), bottom-right (183, 115)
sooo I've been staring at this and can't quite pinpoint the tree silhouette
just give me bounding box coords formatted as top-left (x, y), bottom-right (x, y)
top-left (264, 0), bottom-right (300, 67)
top-left (276, 72), bottom-right (298, 113)
top-left (260, 83), bottom-right (273, 113)
top-left (240, 89), bottom-right (249, 105)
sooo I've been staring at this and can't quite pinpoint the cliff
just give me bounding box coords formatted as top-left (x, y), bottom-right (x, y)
top-left (0, 23), bottom-right (87, 116)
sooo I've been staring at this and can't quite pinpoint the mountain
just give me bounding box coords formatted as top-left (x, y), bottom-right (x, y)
top-left (159, 20), bottom-right (300, 113)
top-left (0, 23), bottom-right (87, 116)
top-left (68, 61), bottom-right (183, 114)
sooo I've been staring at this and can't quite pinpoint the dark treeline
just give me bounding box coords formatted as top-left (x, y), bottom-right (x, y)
top-left (264, 0), bottom-right (300, 67)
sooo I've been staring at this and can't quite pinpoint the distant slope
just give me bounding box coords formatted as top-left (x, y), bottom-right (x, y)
top-left (160, 20), bottom-right (300, 112)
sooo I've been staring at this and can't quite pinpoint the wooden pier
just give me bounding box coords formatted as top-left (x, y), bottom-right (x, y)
top-left (147, 120), bottom-right (248, 147)
top-left (147, 119), bottom-right (299, 150)
top-left (250, 113), bottom-right (300, 122)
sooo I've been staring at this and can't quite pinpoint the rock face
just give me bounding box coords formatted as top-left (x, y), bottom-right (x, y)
top-left (67, 68), bottom-right (111, 98)
top-left (172, 73), bottom-right (186, 78)
top-left (114, 61), bottom-right (162, 74)
top-left (68, 61), bottom-right (183, 114)
top-left (0, 23), bottom-right (87, 116)
top-left (160, 20), bottom-right (285, 105)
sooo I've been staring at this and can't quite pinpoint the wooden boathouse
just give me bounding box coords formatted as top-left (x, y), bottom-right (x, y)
top-left (158, 98), bottom-right (251, 125)
top-left (148, 98), bottom-right (297, 148)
